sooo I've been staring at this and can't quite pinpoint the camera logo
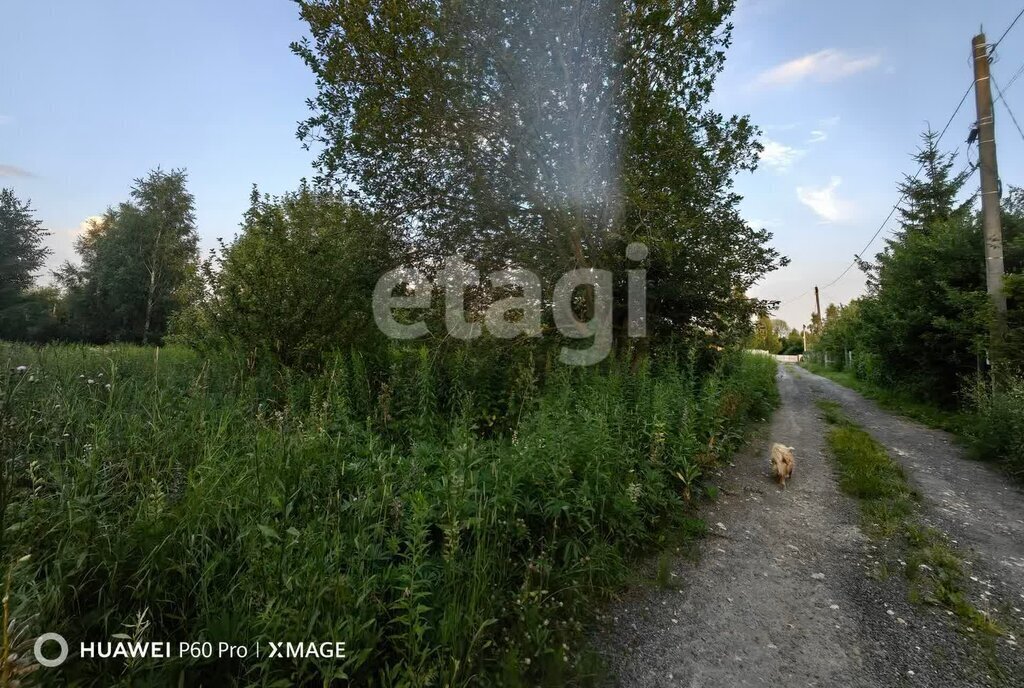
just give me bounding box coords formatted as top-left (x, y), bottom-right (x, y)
top-left (33, 632), bottom-right (69, 668)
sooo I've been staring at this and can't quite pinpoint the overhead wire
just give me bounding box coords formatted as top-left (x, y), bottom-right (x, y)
top-left (776, 8), bottom-right (1024, 308)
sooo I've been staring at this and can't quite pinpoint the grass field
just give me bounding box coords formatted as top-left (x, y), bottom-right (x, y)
top-left (0, 343), bottom-right (777, 686)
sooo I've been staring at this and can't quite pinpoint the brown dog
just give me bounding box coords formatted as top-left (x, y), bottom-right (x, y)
top-left (770, 443), bottom-right (795, 488)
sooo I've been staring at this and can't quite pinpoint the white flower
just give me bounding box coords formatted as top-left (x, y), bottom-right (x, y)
top-left (87, 379), bottom-right (95, 385)
top-left (15, 365), bottom-right (28, 373)
top-left (105, 383), bottom-right (111, 390)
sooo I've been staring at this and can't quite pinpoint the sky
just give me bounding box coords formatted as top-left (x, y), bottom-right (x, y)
top-left (3, 0), bottom-right (1024, 331)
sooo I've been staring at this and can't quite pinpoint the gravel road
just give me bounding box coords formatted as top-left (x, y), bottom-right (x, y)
top-left (596, 364), bottom-right (1024, 688)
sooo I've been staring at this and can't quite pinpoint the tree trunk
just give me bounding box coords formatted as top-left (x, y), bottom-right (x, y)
top-left (142, 224), bottom-right (163, 345)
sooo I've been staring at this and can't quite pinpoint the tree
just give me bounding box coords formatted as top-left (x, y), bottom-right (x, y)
top-left (747, 314), bottom-right (782, 353)
top-left (814, 301), bottom-right (861, 370)
top-left (856, 133), bottom-right (981, 400)
top-left (848, 133), bottom-right (1024, 402)
top-left (894, 130), bottom-right (972, 238)
top-left (58, 169), bottom-right (198, 343)
top-left (780, 328), bottom-right (804, 355)
top-left (132, 169), bottom-right (198, 343)
top-left (190, 183), bottom-right (399, 367)
top-left (293, 0), bottom-right (785, 352)
top-left (0, 188), bottom-right (50, 339)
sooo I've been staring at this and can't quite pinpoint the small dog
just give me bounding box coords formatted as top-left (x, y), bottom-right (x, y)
top-left (770, 443), bottom-right (795, 488)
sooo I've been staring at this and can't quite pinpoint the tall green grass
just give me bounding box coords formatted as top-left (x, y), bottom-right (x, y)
top-left (965, 375), bottom-right (1024, 480)
top-left (806, 360), bottom-right (1024, 482)
top-left (0, 343), bottom-right (777, 686)
top-left (818, 401), bottom-right (1002, 637)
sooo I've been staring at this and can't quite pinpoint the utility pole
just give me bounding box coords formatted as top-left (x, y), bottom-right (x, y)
top-left (814, 286), bottom-right (822, 332)
top-left (972, 32), bottom-right (1008, 364)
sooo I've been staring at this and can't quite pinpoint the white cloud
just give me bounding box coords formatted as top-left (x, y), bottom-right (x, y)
top-left (39, 216), bottom-right (105, 281)
top-left (74, 216), bottom-right (105, 237)
top-left (747, 218), bottom-right (783, 229)
top-left (755, 50), bottom-right (881, 88)
top-left (0, 164), bottom-right (34, 178)
top-left (797, 176), bottom-right (850, 223)
top-left (807, 116), bottom-right (840, 144)
top-left (759, 138), bottom-right (805, 171)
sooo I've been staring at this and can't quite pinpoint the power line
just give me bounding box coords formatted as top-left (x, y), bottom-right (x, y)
top-left (779, 81), bottom-right (975, 305)
top-left (993, 75), bottom-right (1024, 145)
top-left (995, 60), bottom-right (1024, 103)
top-left (777, 9), bottom-right (1024, 309)
top-left (991, 6), bottom-right (1024, 55)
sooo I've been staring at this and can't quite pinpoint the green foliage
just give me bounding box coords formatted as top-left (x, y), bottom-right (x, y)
top-left (813, 302), bottom-right (860, 372)
top-left (56, 169), bottom-right (199, 344)
top-left (293, 0), bottom-right (786, 349)
top-left (819, 403), bottom-right (1000, 635)
top-left (0, 188), bottom-right (50, 340)
top-left (851, 132), bottom-right (990, 403)
top-left (0, 343), bottom-right (777, 685)
top-left (178, 182), bottom-right (400, 368)
top-left (804, 362), bottom-right (967, 435)
top-left (965, 375), bottom-right (1024, 480)
top-left (746, 316), bottom-right (802, 355)
top-left (811, 132), bottom-right (1024, 435)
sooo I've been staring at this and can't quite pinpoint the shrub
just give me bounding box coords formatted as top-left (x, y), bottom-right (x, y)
top-left (966, 375), bottom-right (1024, 479)
top-left (0, 343), bottom-right (776, 685)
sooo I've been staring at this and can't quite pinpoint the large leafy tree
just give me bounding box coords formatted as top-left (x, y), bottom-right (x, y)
top-left (194, 182), bottom-right (399, 367)
top-left (0, 188), bottom-right (50, 339)
top-left (293, 0), bottom-right (784, 349)
top-left (58, 169), bottom-right (199, 343)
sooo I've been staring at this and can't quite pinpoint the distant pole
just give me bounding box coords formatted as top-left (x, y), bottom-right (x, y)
top-left (972, 32), bottom-right (1008, 364)
top-left (814, 287), bottom-right (822, 329)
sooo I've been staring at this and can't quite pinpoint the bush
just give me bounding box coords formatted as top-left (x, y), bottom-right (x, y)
top-left (181, 183), bottom-right (402, 368)
top-left (966, 375), bottom-right (1024, 479)
top-left (0, 343), bottom-right (776, 685)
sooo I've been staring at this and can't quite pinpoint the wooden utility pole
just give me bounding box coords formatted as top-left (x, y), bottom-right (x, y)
top-left (814, 286), bottom-right (822, 331)
top-left (972, 32), bottom-right (1008, 361)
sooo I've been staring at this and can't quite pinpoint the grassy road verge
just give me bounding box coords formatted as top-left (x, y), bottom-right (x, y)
top-left (817, 400), bottom-right (1019, 680)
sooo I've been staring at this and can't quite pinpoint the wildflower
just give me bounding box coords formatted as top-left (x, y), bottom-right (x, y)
top-left (105, 383), bottom-right (111, 390)
top-left (15, 365), bottom-right (28, 373)
top-left (626, 482), bottom-right (642, 503)
top-left (87, 379), bottom-right (95, 385)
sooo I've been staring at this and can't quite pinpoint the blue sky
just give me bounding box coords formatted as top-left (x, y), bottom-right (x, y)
top-left (3, 0), bottom-right (1024, 330)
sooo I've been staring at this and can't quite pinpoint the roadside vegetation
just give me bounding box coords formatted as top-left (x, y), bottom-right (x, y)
top-left (0, 2), bottom-right (792, 683)
top-left (818, 400), bottom-right (1006, 639)
top-left (806, 133), bottom-right (1024, 481)
top-left (1, 344), bottom-right (777, 684)
top-left (801, 362), bottom-right (967, 435)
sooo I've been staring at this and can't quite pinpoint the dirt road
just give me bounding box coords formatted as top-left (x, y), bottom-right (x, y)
top-left (597, 364), bottom-right (1024, 687)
